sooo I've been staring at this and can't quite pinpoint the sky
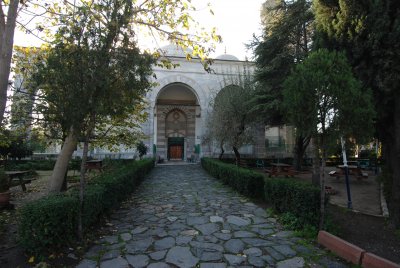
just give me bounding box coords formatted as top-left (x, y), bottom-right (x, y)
top-left (13, 0), bottom-right (266, 61)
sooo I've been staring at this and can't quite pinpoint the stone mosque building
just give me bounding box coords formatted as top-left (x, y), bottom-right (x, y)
top-left (150, 45), bottom-right (268, 161)
top-left (15, 44), bottom-right (295, 161)
top-left (92, 44), bottom-right (272, 161)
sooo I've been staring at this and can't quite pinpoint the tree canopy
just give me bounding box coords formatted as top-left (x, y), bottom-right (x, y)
top-left (313, 0), bottom-right (400, 227)
top-left (206, 69), bottom-right (256, 163)
top-left (283, 48), bottom-right (375, 228)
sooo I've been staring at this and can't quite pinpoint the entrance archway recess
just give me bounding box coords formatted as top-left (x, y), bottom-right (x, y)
top-left (155, 83), bottom-right (199, 161)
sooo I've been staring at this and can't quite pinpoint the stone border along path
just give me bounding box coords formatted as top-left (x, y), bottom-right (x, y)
top-left (77, 165), bottom-right (349, 268)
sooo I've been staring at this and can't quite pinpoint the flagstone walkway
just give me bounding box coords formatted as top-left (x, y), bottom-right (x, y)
top-left (77, 165), bottom-right (348, 268)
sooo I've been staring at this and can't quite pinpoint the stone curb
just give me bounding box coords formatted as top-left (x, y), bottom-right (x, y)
top-left (318, 231), bottom-right (400, 267)
top-left (318, 231), bottom-right (365, 265)
top-left (362, 252), bottom-right (400, 268)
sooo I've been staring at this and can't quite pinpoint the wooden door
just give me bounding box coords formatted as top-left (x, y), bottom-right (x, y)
top-left (170, 145), bottom-right (183, 159)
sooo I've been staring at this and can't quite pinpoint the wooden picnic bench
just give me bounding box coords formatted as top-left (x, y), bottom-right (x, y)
top-left (268, 163), bottom-right (296, 177)
top-left (85, 160), bottom-right (103, 172)
top-left (6, 171), bottom-right (32, 192)
top-left (329, 165), bottom-right (368, 180)
top-left (238, 159), bottom-right (249, 168)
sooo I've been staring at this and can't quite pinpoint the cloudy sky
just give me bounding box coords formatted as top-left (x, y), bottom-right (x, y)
top-left (14, 0), bottom-right (265, 60)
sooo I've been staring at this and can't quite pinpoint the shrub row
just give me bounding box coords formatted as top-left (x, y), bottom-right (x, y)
top-left (201, 157), bottom-right (321, 227)
top-left (18, 159), bottom-right (154, 256)
top-left (201, 158), bottom-right (264, 198)
top-left (264, 177), bottom-right (320, 226)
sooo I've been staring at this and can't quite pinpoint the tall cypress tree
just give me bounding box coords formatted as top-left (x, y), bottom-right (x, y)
top-left (252, 0), bottom-right (314, 171)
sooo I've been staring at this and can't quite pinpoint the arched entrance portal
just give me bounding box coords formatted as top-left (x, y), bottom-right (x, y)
top-left (155, 83), bottom-right (199, 161)
top-left (166, 109), bottom-right (186, 160)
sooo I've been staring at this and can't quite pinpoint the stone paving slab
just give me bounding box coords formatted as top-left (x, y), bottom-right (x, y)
top-left (77, 165), bottom-right (349, 267)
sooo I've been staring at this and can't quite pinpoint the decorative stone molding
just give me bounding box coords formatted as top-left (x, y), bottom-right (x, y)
top-left (149, 75), bottom-right (206, 109)
top-left (157, 105), bottom-right (196, 120)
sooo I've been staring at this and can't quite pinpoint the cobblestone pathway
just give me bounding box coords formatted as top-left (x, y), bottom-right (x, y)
top-left (77, 165), bottom-right (348, 268)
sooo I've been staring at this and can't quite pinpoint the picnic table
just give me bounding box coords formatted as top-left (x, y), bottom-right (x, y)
top-left (267, 163), bottom-right (296, 177)
top-left (85, 160), bottom-right (103, 172)
top-left (5, 170), bottom-right (31, 191)
top-left (329, 165), bottom-right (368, 180)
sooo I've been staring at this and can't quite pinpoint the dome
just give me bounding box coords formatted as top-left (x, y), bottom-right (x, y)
top-left (215, 54), bottom-right (239, 61)
top-left (160, 44), bottom-right (193, 57)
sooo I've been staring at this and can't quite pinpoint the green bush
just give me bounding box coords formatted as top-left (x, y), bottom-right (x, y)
top-left (201, 158), bottom-right (264, 198)
top-left (18, 159), bottom-right (154, 256)
top-left (202, 158), bottom-right (321, 228)
top-left (264, 177), bottom-right (320, 226)
top-left (6, 160), bottom-right (56, 171)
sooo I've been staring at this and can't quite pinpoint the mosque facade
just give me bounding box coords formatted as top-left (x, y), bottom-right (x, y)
top-left (91, 44), bottom-right (267, 161)
top-left (16, 45), bottom-right (294, 161)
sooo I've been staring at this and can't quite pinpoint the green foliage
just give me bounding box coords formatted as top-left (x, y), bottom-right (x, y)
top-left (136, 141), bottom-right (148, 159)
top-left (0, 129), bottom-right (33, 160)
top-left (204, 68), bottom-right (257, 160)
top-left (201, 158), bottom-right (264, 198)
top-left (201, 157), bottom-right (322, 228)
top-left (18, 159), bottom-right (154, 256)
top-left (313, 0), bottom-right (400, 227)
top-left (252, 0), bottom-right (314, 125)
top-left (280, 212), bottom-right (319, 239)
top-left (264, 177), bottom-right (321, 227)
top-left (283, 49), bottom-right (375, 143)
top-left (18, 194), bottom-right (79, 254)
top-left (5, 160), bottom-right (56, 171)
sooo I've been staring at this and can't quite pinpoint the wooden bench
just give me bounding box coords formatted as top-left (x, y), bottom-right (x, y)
top-left (329, 165), bottom-right (368, 180)
top-left (85, 160), bottom-right (103, 172)
top-left (268, 163), bottom-right (297, 177)
top-left (238, 159), bottom-right (249, 168)
top-left (6, 171), bottom-right (32, 192)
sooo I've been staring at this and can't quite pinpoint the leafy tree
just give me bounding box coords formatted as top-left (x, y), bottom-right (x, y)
top-left (1, 0), bottom-right (221, 127)
top-left (136, 141), bottom-right (148, 160)
top-left (0, 129), bottom-right (33, 160)
top-left (32, 1), bottom-right (155, 195)
top-left (0, 1), bottom-right (56, 127)
top-left (283, 49), bottom-right (375, 229)
top-left (313, 0), bottom-right (400, 227)
top-left (251, 0), bottom-right (314, 171)
top-left (207, 69), bottom-right (256, 164)
top-left (29, 0), bottom-right (220, 194)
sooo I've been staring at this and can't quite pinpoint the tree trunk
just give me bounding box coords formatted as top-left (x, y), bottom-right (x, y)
top-left (78, 113), bottom-right (96, 239)
top-left (311, 137), bottom-right (320, 186)
top-left (78, 137), bottom-right (89, 240)
top-left (319, 148), bottom-right (327, 230)
top-left (389, 92), bottom-right (400, 227)
top-left (293, 136), bottom-right (310, 171)
top-left (49, 129), bottom-right (78, 192)
top-left (233, 146), bottom-right (240, 165)
top-left (0, 1), bottom-right (19, 126)
top-left (218, 140), bottom-right (225, 160)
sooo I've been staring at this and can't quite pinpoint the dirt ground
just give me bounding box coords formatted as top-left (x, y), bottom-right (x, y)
top-left (296, 167), bottom-right (382, 216)
top-left (274, 167), bottom-right (400, 264)
top-left (0, 170), bottom-right (81, 268)
top-left (1, 167), bottom-right (399, 267)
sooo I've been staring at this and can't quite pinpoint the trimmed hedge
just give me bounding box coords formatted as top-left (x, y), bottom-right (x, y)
top-left (264, 178), bottom-right (320, 226)
top-left (4, 159), bottom-right (82, 171)
top-left (201, 157), bottom-right (321, 227)
top-left (18, 159), bottom-right (154, 256)
top-left (201, 157), bottom-right (264, 198)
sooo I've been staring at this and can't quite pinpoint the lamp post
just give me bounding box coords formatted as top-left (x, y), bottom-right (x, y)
top-left (341, 137), bottom-right (353, 209)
